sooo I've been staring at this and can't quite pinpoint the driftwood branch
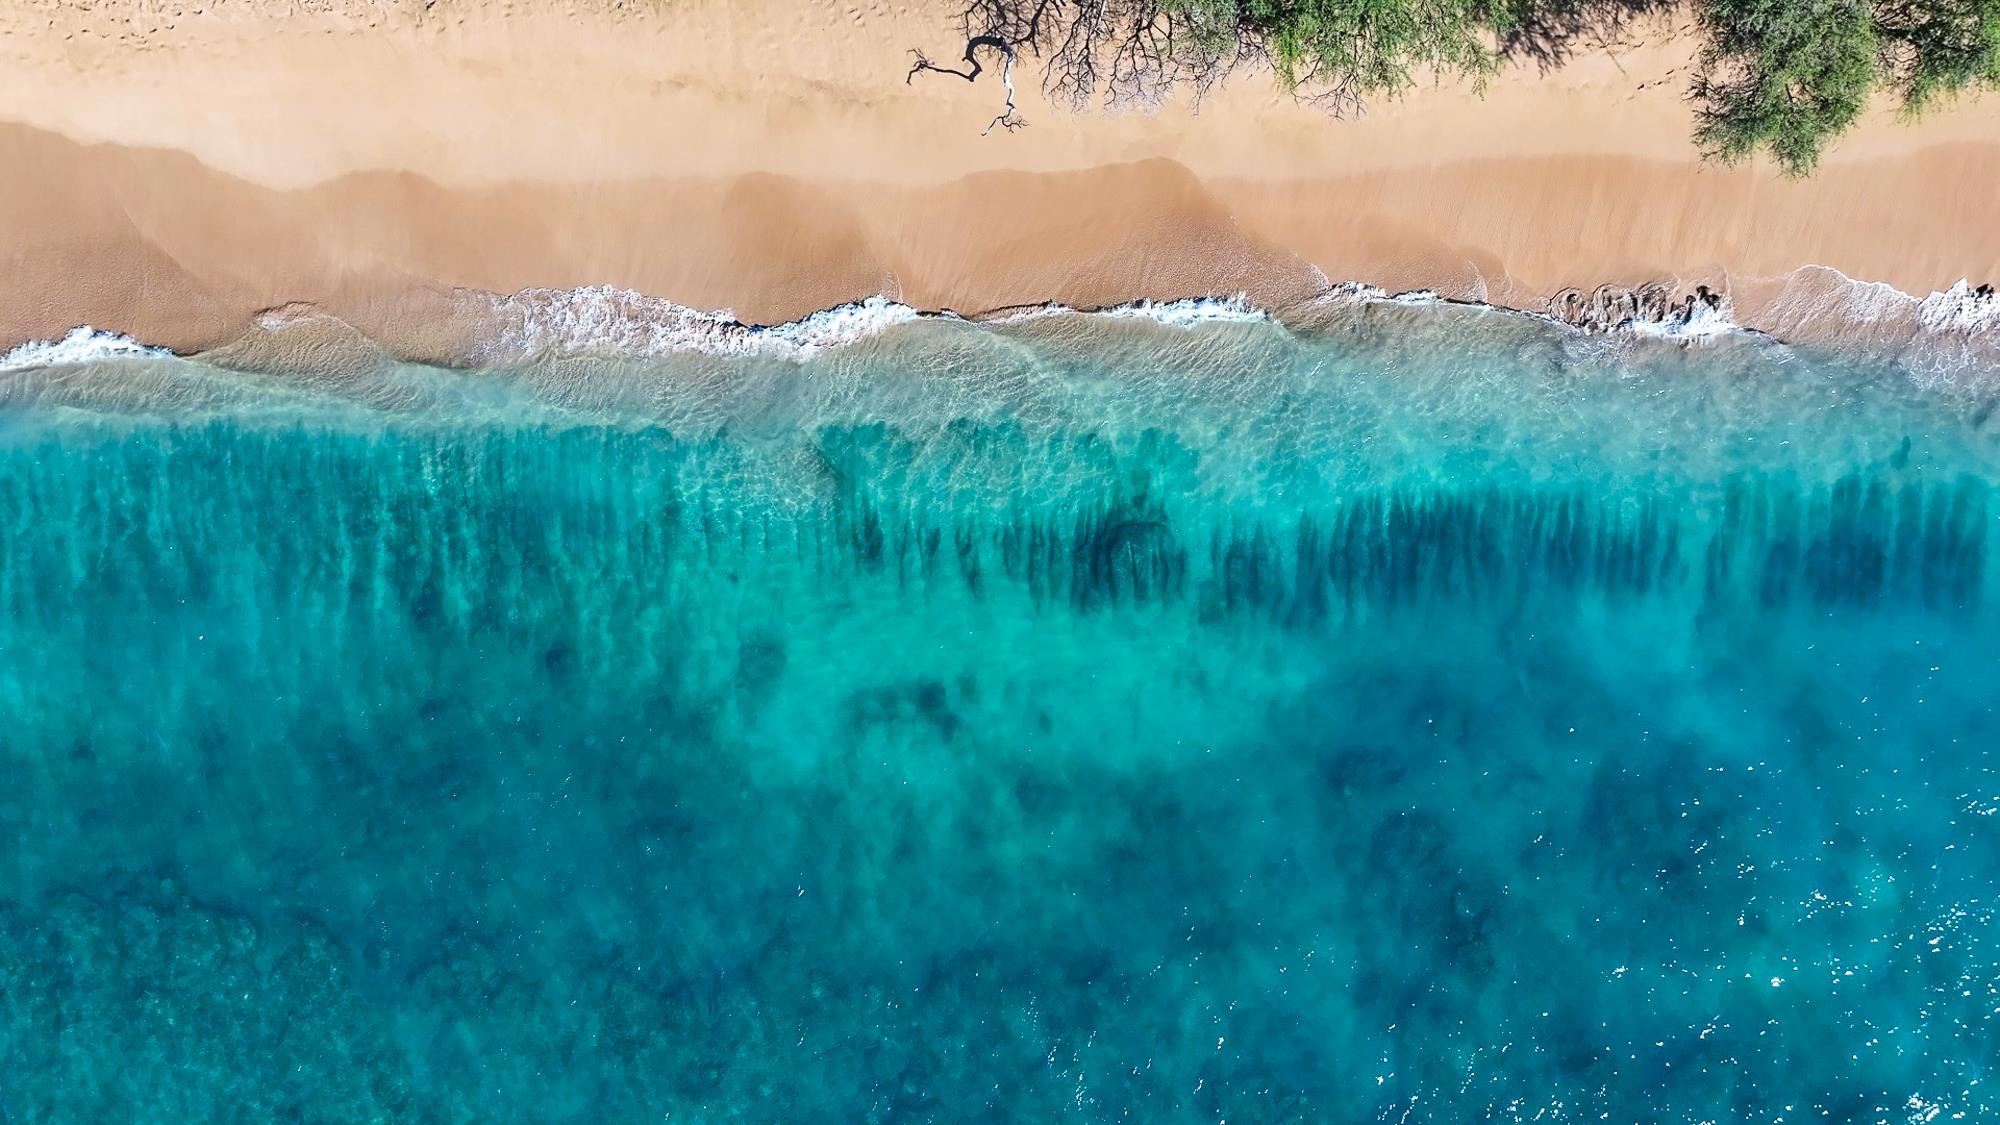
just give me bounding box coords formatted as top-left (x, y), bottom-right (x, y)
top-left (907, 34), bottom-right (1026, 134)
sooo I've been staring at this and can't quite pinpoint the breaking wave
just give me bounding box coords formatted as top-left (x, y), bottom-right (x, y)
top-left (1756, 267), bottom-right (2000, 377)
top-left (4, 270), bottom-right (1995, 377)
top-left (458, 288), bottom-right (1272, 364)
top-left (0, 326), bottom-right (168, 372)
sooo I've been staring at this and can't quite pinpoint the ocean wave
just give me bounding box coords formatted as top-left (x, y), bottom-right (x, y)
top-left (1916, 279), bottom-right (2000, 334)
top-left (1311, 281), bottom-right (1445, 306)
top-left (9, 271), bottom-right (1995, 374)
top-left (1387, 289), bottom-right (1443, 305)
top-left (0, 326), bottom-right (169, 373)
top-left (1756, 267), bottom-right (2000, 377)
top-left (473, 288), bottom-right (928, 362)
top-left (1540, 283), bottom-right (1744, 342)
top-left (470, 288), bottom-right (1277, 362)
top-left (979, 294), bottom-right (1267, 329)
top-left (1314, 279), bottom-right (1744, 345)
top-left (1623, 294), bottom-right (1739, 340)
top-left (1089, 295), bottom-right (1269, 326)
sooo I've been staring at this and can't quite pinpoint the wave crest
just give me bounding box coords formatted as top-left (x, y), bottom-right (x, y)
top-left (472, 288), bottom-right (926, 361)
top-left (466, 288), bottom-right (1275, 362)
top-left (0, 327), bottom-right (168, 373)
top-left (1757, 268), bottom-right (2000, 378)
top-left (8, 272), bottom-right (1994, 374)
top-left (1917, 280), bottom-right (2000, 335)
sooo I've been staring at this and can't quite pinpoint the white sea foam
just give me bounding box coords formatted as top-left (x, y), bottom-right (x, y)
top-left (1764, 267), bottom-right (2000, 337)
top-left (0, 326), bottom-right (169, 372)
top-left (1317, 277), bottom-right (1742, 343)
top-left (1312, 282), bottom-right (1391, 304)
top-left (1313, 284), bottom-right (1455, 309)
top-left (1534, 282), bottom-right (1745, 342)
top-left (477, 288), bottom-right (1277, 361)
top-left (1091, 295), bottom-right (1270, 325)
top-left (479, 287), bottom-right (927, 361)
top-left (1308, 283), bottom-right (1456, 316)
top-left (1757, 267), bottom-right (2000, 377)
top-left (1916, 280), bottom-right (2000, 334)
top-left (1625, 295), bottom-right (1739, 341)
top-left (1906, 280), bottom-right (2000, 380)
top-left (15, 271), bottom-right (1994, 374)
top-left (990, 294), bottom-right (1271, 328)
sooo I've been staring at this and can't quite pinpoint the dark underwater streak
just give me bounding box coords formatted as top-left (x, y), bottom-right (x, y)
top-left (2, 320), bottom-right (1999, 1124)
top-left (1, 423), bottom-right (1991, 625)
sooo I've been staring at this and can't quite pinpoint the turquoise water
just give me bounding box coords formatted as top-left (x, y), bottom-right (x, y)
top-left (1, 305), bottom-right (1997, 1122)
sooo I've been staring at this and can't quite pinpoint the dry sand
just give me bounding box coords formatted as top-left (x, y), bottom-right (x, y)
top-left (2, 0), bottom-right (1997, 356)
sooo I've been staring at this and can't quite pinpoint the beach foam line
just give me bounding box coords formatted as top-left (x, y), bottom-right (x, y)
top-left (1916, 279), bottom-right (2000, 334)
top-left (1753, 267), bottom-right (2000, 376)
top-left (1623, 295), bottom-right (1739, 341)
top-left (974, 294), bottom-right (1269, 329)
top-left (345, 273), bottom-right (2000, 379)
top-left (1761, 266), bottom-right (2000, 332)
top-left (1315, 278), bottom-right (1749, 343)
top-left (1088, 295), bottom-right (1270, 326)
top-left (7, 274), bottom-right (1995, 373)
top-left (474, 288), bottom-right (927, 361)
top-left (0, 326), bottom-right (170, 373)
top-left (472, 287), bottom-right (1275, 362)
top-left (1314, 283), bottom-right (1452, 306)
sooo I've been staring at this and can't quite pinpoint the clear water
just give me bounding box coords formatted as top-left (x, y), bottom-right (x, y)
top-left (2, 305), bottom-right (1997, 1122)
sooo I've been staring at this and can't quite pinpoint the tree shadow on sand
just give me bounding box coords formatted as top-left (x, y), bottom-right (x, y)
top-left (1500, 0), bottom-right (1687, 74)
top-left (909, 0), bottom-right (1694, 129)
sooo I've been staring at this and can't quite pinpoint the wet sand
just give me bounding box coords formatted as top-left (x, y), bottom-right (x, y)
top-left (2, 0), bottom-right (1997, 356)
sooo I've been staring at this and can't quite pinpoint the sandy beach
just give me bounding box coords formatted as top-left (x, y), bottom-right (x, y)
top-left (2, 0), bottom-right (1997, 358)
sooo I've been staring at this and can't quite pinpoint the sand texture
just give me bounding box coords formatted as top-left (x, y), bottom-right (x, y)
top-left (2, 0), bottom-right (1997, 355)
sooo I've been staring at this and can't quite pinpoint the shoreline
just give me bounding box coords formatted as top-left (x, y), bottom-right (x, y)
top-left (9, 273), bottom-right (1994, 380)
top-left (3, 0), bottom-right (1998, 361)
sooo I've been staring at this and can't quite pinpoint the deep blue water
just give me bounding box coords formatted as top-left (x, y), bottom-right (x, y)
top-left (1, 306), bottom-right (1997, 1122)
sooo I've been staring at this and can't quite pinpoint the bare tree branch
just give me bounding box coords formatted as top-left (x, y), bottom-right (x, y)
top-left (907, 34), bottom-right (1028, 132)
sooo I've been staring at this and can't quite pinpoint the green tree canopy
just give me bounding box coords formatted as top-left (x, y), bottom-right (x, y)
top-left (917, 0), bottom-right (2000, 175)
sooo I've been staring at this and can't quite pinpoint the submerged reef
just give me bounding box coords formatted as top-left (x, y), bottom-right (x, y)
top-left (2, 311), bottom-right (1997, 1121)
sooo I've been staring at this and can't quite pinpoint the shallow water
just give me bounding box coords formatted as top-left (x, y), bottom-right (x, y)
top-left (2, 305), bottom-right (1997, 1122)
